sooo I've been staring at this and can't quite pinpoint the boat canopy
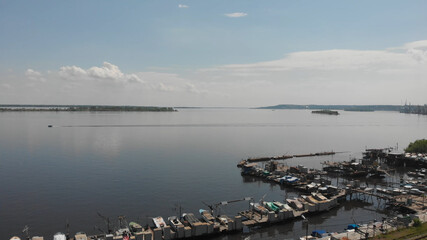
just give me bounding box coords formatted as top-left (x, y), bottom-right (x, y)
top-left (347, 224), bottom-right (359, 230)
top-left (312, 230), bottom-right (326, 237)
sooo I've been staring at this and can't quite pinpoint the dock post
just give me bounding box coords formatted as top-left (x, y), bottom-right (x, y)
top-left (206, 222), bottom-right (214, 234)
top-left (268, 211), bottom-right (276, 222)
top-left (278, 210), bottom-right (285, 221)
top-left (184, 226), bottom-right (192, 238)
top-left (141, 231), bottom-right (152, 240)
top-left (152, 228), bottom-right (162, 240)
top-left (134, 232), bottom-right (143, 240)
top-left (163, 226), bottom-right (171, 240)
top-left (176, 226), bottom-right (185, 238)
top-left (234, 216), bottom-right (243, 230)
top-left (227, 220), bottom-right (234, 231)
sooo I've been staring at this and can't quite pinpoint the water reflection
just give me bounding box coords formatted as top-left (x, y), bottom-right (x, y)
top-left (1, 110), bottom-right (426, 238)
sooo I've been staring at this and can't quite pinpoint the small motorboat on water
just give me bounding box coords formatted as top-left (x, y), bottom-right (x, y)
top-left (74, 232), bottom-right (88, 240)
top-left (167, 216), bottom-right (184, 231)
top-left (286, 198), bottom-right (304, 211)
top-left (152, 216), bottom-right (167, 228)
top-left (217, 215), bottom-right (231, 226)
top-left (272, 201), bottom-right (286, 209)
top-left (182, 213), bottom-right (202, 226)
top-left (129, 222), bottom-right (143, 233)
top-left (199, 209), bottom-right (215, 223)
top-left (250, 202), bottom-right (269, 214)
top-left (115, 228), bottom-right (131, 239)
top-left (53, 233), bottom-right (67, 240)
top-left (263, 201), bottom-right (280, 212)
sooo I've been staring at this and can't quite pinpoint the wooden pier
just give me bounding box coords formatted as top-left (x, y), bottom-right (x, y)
top-left (243, 151), bottom-right (336, 163)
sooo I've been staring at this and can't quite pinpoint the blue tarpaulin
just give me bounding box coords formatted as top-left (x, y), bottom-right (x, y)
top-left (311, 230), bottom-right (326, 237)
top-left (347, 224), bottom-right (359, 230)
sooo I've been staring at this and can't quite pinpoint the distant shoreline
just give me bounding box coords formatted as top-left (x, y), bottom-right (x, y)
top-left (0, 105), bottom-right (176, 112)
top-left (257, 104), bottom-right (403, 112)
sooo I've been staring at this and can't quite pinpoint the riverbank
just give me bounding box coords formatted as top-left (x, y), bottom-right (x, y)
top-left (0, 105), bottom-right (176, 112)
top-left (372, 221), bottom-right (427, 240)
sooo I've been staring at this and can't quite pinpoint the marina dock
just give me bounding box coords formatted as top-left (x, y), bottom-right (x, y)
top-left (240, 151), bottom-right (336, 164)
top-left (11, 148), bottom-right (427, 240)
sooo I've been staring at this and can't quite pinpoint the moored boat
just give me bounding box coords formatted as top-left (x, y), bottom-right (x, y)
top-left (152, 216), bottom-right (167, 228)
top-left (74, 232), bottom-right (88, 240)
top-left (286, 198), bottom-right (304, 211)
top-left (199, 209), bottom-right (215, 223)
top-left (167, 216), bottom-right (184, 231)
top-left (263, 201), bottom-right (280, 212)
top-left (53, 233), bottom-right (66, 240)
top-left (250, 202), bottom-right (269, 214)
top-left (129, 222), bottom-right (143, 233)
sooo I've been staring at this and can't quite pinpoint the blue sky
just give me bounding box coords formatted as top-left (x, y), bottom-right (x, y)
top-left (1, 0), bottom-right (427, 106)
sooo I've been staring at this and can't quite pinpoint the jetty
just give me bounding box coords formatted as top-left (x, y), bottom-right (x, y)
top-left (12, 189), bottom-right (346, 240)
top-left (238, 150), bottom-right (427, 240)
top-left (239, 151), bottom-right (336, 164)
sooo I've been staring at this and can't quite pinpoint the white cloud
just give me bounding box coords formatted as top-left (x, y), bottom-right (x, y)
top-left (1, 83), bottom-right (12, 89)
top-left (225, 12), bottom-right (248, 18)
top-left (202, 42), bottom-right (427, 75)
top-left (402, 40), bottom-right (427, 50)
top-left (87, 62), bottom-right (125, 80)
top-left (59, 65), bottom-right (86, 79)
top-left (3, 40), bottom-right (427, 106)
top-left (59, 62), bottom-right (144, 84)
top-left (189, 40), bottom-right (427, 105)
top-left (140, 71), bottom-right (205, 94)
top-left (25, 69), bottom-right (46, 82)
top-left (178, 4), bottom-right (188, 8)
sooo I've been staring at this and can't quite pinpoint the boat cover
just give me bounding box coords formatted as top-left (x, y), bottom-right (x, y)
top-left (312, 230), bottom-right (326, 237)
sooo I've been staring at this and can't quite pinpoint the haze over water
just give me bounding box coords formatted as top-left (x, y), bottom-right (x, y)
top-left (1, 109), bottom-right (426, 239)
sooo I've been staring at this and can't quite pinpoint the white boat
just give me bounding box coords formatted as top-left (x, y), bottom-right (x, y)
top-left (167, 216), bottom-right (184, 231)
top-left (410, 188), bottom-right (424, 195)
top-left (182, 213), bottom-right (202, 226)
top-left (74, 232), bottom-right (88, 240)
top-left (313, 193), bottom-right (328, 201)
top-left (115, 228), bottom-right (131, 238)
top-left (250, 202), bottom-right (269, 214)
top-left (392, 188), bottom-right (407, 195)
top-left (286, 198), bottom-right (304, 211)
top-left (53, 233), bottom-right (66, 240)
top-left (129, 222), bottom-right (143, 233)
top-left (152, 216), bottom-right (167, 228)
top-left (199, 209), bottom-right (215, 223)
top-left (216, 215), bottom-right (229, 225)
top-left (272, 201), bottom-right (287, 210)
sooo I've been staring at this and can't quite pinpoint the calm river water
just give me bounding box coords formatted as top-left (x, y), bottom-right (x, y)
top-left (1, 109), bottom-right (426, 239)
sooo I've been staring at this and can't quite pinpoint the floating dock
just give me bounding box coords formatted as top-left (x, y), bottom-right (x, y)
top-left (11, 149), bottom-right (427, 240)
top-left (239, 151), bottom-right (336, 164)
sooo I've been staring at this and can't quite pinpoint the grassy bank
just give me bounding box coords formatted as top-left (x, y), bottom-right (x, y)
top-left (372, 222), bottom-right (427, 240)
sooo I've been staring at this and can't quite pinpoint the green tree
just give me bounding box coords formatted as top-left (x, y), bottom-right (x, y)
top-left (405, 139), bottom-right (427, 153)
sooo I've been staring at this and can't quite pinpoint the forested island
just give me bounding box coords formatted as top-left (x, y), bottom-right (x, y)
top-left (311, 110), bottom-right (339, 115)
top-left (0, 105), bottom-right (176, 112)
top-left (258, 104), bottom-right (403, 111)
